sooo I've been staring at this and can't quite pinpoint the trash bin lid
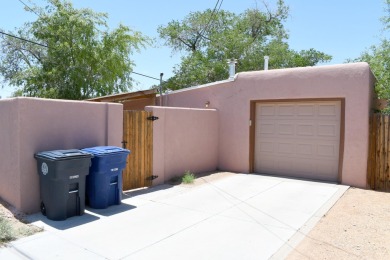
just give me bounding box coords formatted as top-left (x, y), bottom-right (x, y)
top-left (81, 146), bottom-right (130, 156)
top-left (34, 149), bottom-right (93, 161)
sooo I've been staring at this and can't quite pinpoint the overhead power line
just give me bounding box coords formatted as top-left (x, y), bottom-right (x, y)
top-left (18, 0), bottom-right (40, 16)
top-left (5, 1), bottom-right (164, 83)
top-left (216, 0), bottom-right (223, 15)
top-left (1, 30), bottom-right (161, 82)
top-left (200, 0), bottom-right (224, 37)
top-left (131, 71), bottom-right (160, 81)
top-left (0, 31), bottom-right (48, 48)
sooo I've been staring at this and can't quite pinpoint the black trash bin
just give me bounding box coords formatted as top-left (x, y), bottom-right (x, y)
top-left (34, 149), bottom-right (93, 221)
top-left (81, 146), bottom-right (130, 209)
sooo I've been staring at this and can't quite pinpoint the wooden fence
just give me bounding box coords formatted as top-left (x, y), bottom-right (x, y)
top-left (122, 110), bottom-right (153, 190)
top-left (368, 113), bottom-right (390, 191)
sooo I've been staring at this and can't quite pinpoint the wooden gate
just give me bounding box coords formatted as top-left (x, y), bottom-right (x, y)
top-left (122, 110), bottom-right (153, 190)
top-left (367, 114), bottom-right (390, 191)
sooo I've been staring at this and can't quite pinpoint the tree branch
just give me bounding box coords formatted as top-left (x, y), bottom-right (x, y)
top-left (16, 49), bottom-right (32, 68)
top-left (19, 46), bottom-right (43, 63)
top-left (176, 36), bottom-right (196, 51)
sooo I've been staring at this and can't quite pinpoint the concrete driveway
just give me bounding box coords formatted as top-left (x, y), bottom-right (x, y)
top-left (0, 173), bottom-right (348, 260)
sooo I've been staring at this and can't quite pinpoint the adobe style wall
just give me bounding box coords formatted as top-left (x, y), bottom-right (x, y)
top-left (0, 97), bottom-right (123, 213)
top-left (145, 106), bottom-right (218, 185)
top-left (162, 62), bottom-right (375, 188)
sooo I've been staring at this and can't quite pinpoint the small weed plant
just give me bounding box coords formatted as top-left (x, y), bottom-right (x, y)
top-left (182, 170), bottom-right (196, 184)
top-left (0, 216), bottom-right (15, 244)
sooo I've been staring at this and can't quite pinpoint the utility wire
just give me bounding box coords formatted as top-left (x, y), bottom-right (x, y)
top-left (0, 31), bottom-right (48, 48)
top-left (1, 30), bottom-right (162, 82)
top-left (216, 0), bottom-right (224, 19)
top-left (7, 1), bottom-right (164, 83)
top-left (18, 0), bottom-right (40, 16)
top-left (199, 0), bottom-right (224, 38)
top-left (131, 71), bottom-right (160, 81)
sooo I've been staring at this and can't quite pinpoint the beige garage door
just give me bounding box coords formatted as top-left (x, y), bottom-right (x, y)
top-left (254, 101), bottom-right (341, 182)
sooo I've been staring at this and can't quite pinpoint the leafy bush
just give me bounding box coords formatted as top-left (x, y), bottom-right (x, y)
top-left (182, 171), bottom-right (196, 184)
top-left (380, 106), bottom-right (390, 115)
top-left (0, 216), bottom-right (15, 243)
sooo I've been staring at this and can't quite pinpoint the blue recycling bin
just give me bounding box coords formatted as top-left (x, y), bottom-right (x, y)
top-left (81, 146), bottom-right (130, 209)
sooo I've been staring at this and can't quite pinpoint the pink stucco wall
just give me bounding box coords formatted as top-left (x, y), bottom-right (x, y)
top-left (145, 106), bottom-right (218, 185)
top-left (0, 97), bottom-right (123, 213)
top-left (162, 62), bottom-right (375, 188)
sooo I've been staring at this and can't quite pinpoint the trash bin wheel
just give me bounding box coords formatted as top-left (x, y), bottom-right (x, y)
top-left (40, 202), bottom-right (46, 216)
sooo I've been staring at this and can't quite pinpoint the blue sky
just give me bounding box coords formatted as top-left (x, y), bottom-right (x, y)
top-left (0, 0), bottom-right (387, 98)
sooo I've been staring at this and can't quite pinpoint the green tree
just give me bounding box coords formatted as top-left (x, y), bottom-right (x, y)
top-left (352, 0), bottom-right (390, 99)
top-left (0, 0), bottom-right (149, 99)
top-left (353, 40), bottom-right (390, 99)
top-left (158, 0), bottom-right (331, 90)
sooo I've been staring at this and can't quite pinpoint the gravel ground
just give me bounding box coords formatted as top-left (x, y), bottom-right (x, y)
top-left (287, 188), bottom-right (390, 259)
top-left (0, 198), bottom-right (42, 247)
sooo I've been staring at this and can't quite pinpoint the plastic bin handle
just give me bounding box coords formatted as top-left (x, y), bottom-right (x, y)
top-left (63, 151), bottom-right (84, 156)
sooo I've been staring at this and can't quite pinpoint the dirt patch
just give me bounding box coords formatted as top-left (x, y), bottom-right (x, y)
top-left (0, 198), bottom-right (42, 247)
top-left (186, 171), bottom-right (236, 186)
top-left (287, 188), bottom-right (390, 259)
top-left (166, 171), bottom-right (236, 187)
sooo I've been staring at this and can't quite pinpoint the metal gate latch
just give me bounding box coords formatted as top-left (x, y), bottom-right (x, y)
top-left (146, 175), bottom-right (159, 180)
top-left (147, 116), bottom-right (159, 121)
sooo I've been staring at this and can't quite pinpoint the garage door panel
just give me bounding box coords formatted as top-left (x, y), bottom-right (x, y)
top-left (278, 123), bottom-right (295, 135)
top-left (318, 104), bottom-right (338, 116)
top-left (257, 156), bottom-right (295, 174)
top-left (317, 144), bottom-right (338, 157)
top-left (316, 163), bottom-right (338, 180)
top-left (257, 138), bottom-right (339, 158)
top-left (278, 121), bottom-right (339, 138)
top-left (257, 105), bottom-right (275, 116)
top-left (257, 157), bottom-right (338, 182)
top-left (257, 120), bottom-right (339, 140)
top-left (297, 104), bottom-right (316, 116)
top-left (318, 124), bottom-right (338, 137)
top-left (293, 160), bottom-right (315, 174)
top-left (258, 122), bottom-right (275, 135)
top-left (296, 123), bottom-right (315, 136)
top-left (254, 101), bottom-right (341, 182)
top-left (296, 143), bottom-right (314, 155)
top-left (259, 102), bottom-right (340, 118)
top-left (256, 141), bottom-right (274, 153)
top-left (278, 159), bottom-right (295, 172)
top-left (256, 156), bottom-right (277, 172)
top-left (258, 157), bottom-right (318, 175)
top-left (278, 105), bottom-right (296, 116)
top-left (277, 142), bottom-right (295, 154)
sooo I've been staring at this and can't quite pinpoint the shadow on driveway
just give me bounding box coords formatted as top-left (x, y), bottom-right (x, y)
top-left (87, 203), bottom-right (136, 217)
top-left (26, 212), bottom-right (100, 230)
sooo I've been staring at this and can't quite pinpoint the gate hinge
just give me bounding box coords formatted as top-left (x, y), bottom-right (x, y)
top-left (146, 175), bottom-right (159, 181)
top-left (147, 116), bottom-right (159, 121)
